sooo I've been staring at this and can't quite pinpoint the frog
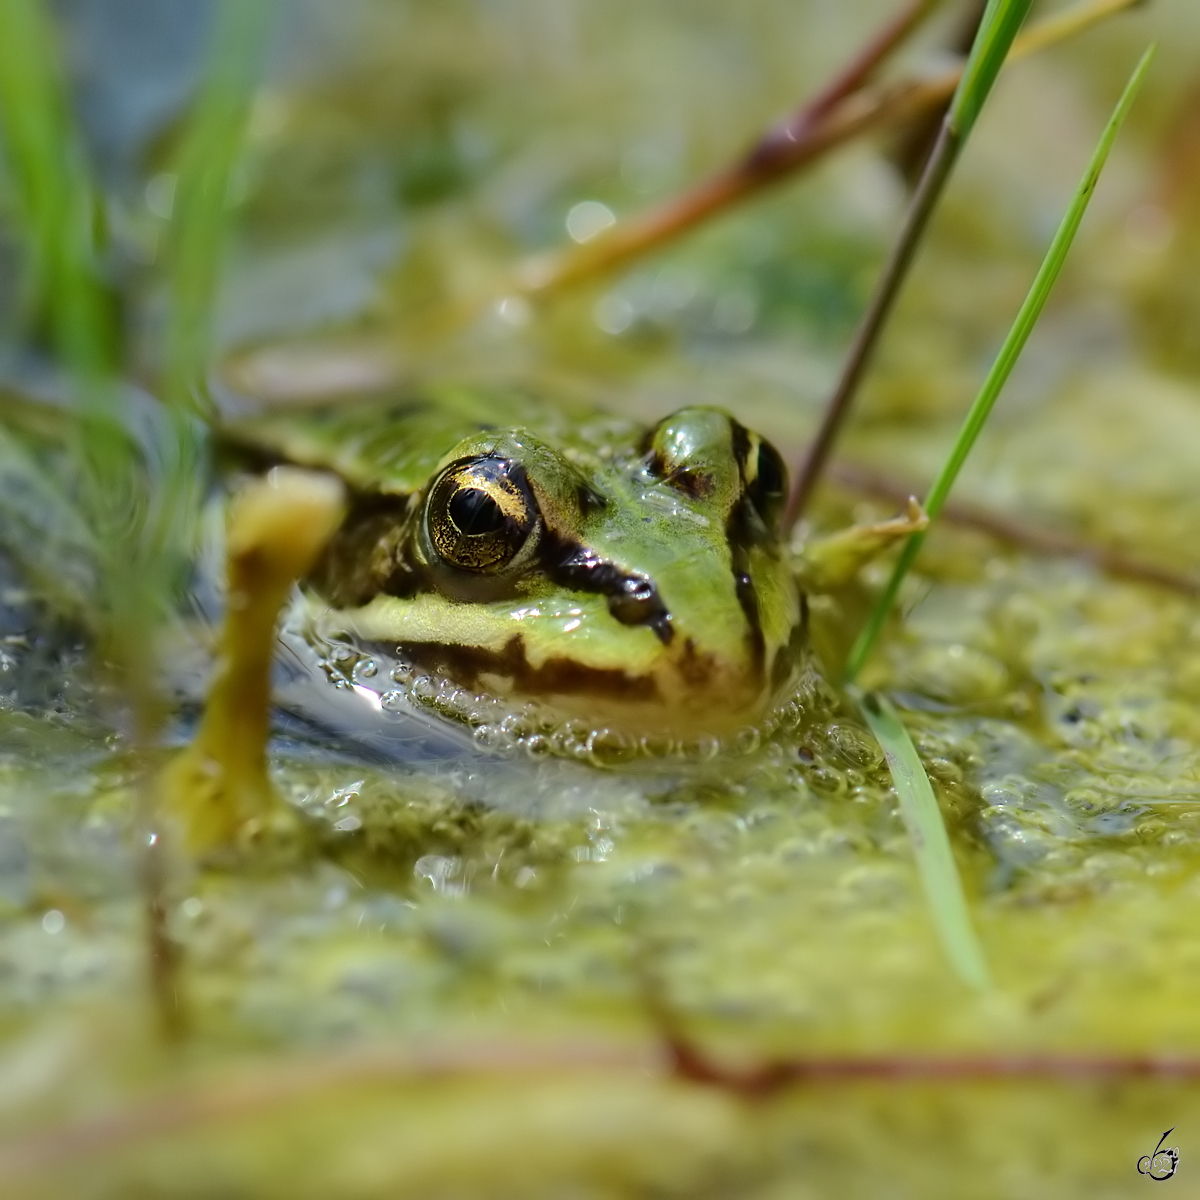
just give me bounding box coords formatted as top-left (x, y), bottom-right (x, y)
top-left (160, 384), bottom-right (925, 851)
top-left (223, 390), bottom-right (798, 729)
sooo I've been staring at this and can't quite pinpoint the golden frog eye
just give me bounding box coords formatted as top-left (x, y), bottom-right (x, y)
top-left (426, 456), bottom-right (535, 572)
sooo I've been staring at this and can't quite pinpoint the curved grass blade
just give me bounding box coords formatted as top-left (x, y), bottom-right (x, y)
top-left (845, 43), bottom-right (1157, 684)
top-left (855, 688), bottom-right (991, 990)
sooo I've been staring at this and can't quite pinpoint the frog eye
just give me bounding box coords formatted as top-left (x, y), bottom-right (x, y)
top-left (741, 435), bottom-right (787, 528)
top-left (426, 456), bottom-right (536, 572)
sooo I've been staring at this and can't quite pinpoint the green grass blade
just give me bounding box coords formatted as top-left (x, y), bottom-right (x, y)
top-left (855, 689), bottom-right (991, 990)
top-left (0, 0), bottom-right (135, 557)
top-left (950, 0), bottom-right (1034, 139)
top-left (0, 0), bottom-right (113, 379)
top-left (845, 44), bottom-right (1156, 684)
top-left (163, 0), bottom-right (275, 417)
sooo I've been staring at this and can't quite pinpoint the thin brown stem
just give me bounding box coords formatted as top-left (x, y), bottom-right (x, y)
top-left (518, 0), bottom-right (1139, 296)
top-left (120, 642), bottom-right (189, 1043)
top-left (829, 459), bottom-right (1200, 596)
top-left (669, 1044), bottom-right (1200, 1098)
top-left (890, 0), bottom-right (987, 183)
top-left (780, 0), bottom-right (944, 128)
top-left (5, 1035), bottom-right (1200, 1179)
top-left (784, 118), bottom-right (960, 532)
top-left (139, 788), bottom-right (187, 1043)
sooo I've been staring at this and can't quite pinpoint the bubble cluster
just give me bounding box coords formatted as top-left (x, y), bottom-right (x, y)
top-left (315, 637), bottom-right (818, 768)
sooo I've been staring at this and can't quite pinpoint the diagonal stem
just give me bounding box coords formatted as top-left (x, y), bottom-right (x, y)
top-left (783, 119), bottom-right (960, 531)
top-left (843, 44), bottom-right (1156, 683)
top-left (518, 0), bottom-right (1137, 297)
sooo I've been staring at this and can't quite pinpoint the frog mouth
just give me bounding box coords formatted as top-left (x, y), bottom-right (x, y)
top-left (397, 635), bottom-right (786, 744)
top-left (394, 634), bottom-right (663, 703)
top-left (307, 623), bottom-right (799, 764)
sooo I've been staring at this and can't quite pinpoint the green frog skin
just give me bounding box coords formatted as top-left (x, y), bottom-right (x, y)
top-left (224, 392), bottom-right (801, 740)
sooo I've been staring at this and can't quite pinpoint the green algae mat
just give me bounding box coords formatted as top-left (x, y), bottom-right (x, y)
top-left (3, 1), bottom-right (1200, 1196)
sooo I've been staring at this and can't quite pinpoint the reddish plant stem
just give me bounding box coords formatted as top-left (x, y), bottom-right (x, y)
top-left (521, 0), bottom-right (947, 293)
top-left (5, 1036), bottom-right (1200, 1179)
top-left (519, 0), bottom-right (1137, 296)
top-left (768, 0), bottom-right (943, 131)
top-left (668, 1040), bottom-right (1200, 1098)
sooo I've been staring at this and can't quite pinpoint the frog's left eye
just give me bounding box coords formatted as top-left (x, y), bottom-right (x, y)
top-left (426, 456), bottom-right (536, 572)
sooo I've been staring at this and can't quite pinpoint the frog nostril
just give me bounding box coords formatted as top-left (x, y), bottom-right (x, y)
top-left (607, 575), bottom-right (673, 644)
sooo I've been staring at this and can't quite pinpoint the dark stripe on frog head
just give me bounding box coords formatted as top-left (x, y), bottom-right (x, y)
top-left (727, 507), bottom-right (766, 680)
top-left (390, 635), bottom-right (663, 701)
top-left (538, 530), bottom-right (674, 645)
top-left (726, 418), bottom-right (790, 682)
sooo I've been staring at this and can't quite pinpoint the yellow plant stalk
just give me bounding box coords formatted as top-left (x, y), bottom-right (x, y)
top-left (162, 468), bottom-right (345, 853)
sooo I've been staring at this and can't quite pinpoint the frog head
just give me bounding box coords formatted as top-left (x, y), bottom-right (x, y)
top-left (309, 406), bottom-right (800, 740)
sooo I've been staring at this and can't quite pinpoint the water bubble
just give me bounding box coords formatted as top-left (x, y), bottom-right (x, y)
top-left (414, 855), bottom-right (465, 896)
top-left (594, 294), bottom-right (635, 336)
top-left (473, 724), bottom-right (506, 750)
top-left (925, 758), bottom-right (964, 785)
top-left (465, 696), bottom-right (497, 727)
top-left (734, 728), bottom-right (761, 756)
top-left (979, 780), bottom-right (1025, 806)
top-left (566, 199), bottom-right (616, 243)
top-left (809, 767), bottom-right (847, 797)
top-left (587, 727), bottom-right (636, 767)
top-left (637, 733), bottom-right (677, 758)
top-left (1064, 787), bottom-right (1120, 814)
top-left (41, 909), bottom-right (65, 934)
top-left (825, 724), bottom-right (882, 768)
top-left (500, 713), bottom-right (536, 739)
top-left (524, 734), bottom-right (552, 758)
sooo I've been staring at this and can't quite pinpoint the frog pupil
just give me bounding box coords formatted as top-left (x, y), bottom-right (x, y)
top-left (449, 487), bottom-right (505, 535)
